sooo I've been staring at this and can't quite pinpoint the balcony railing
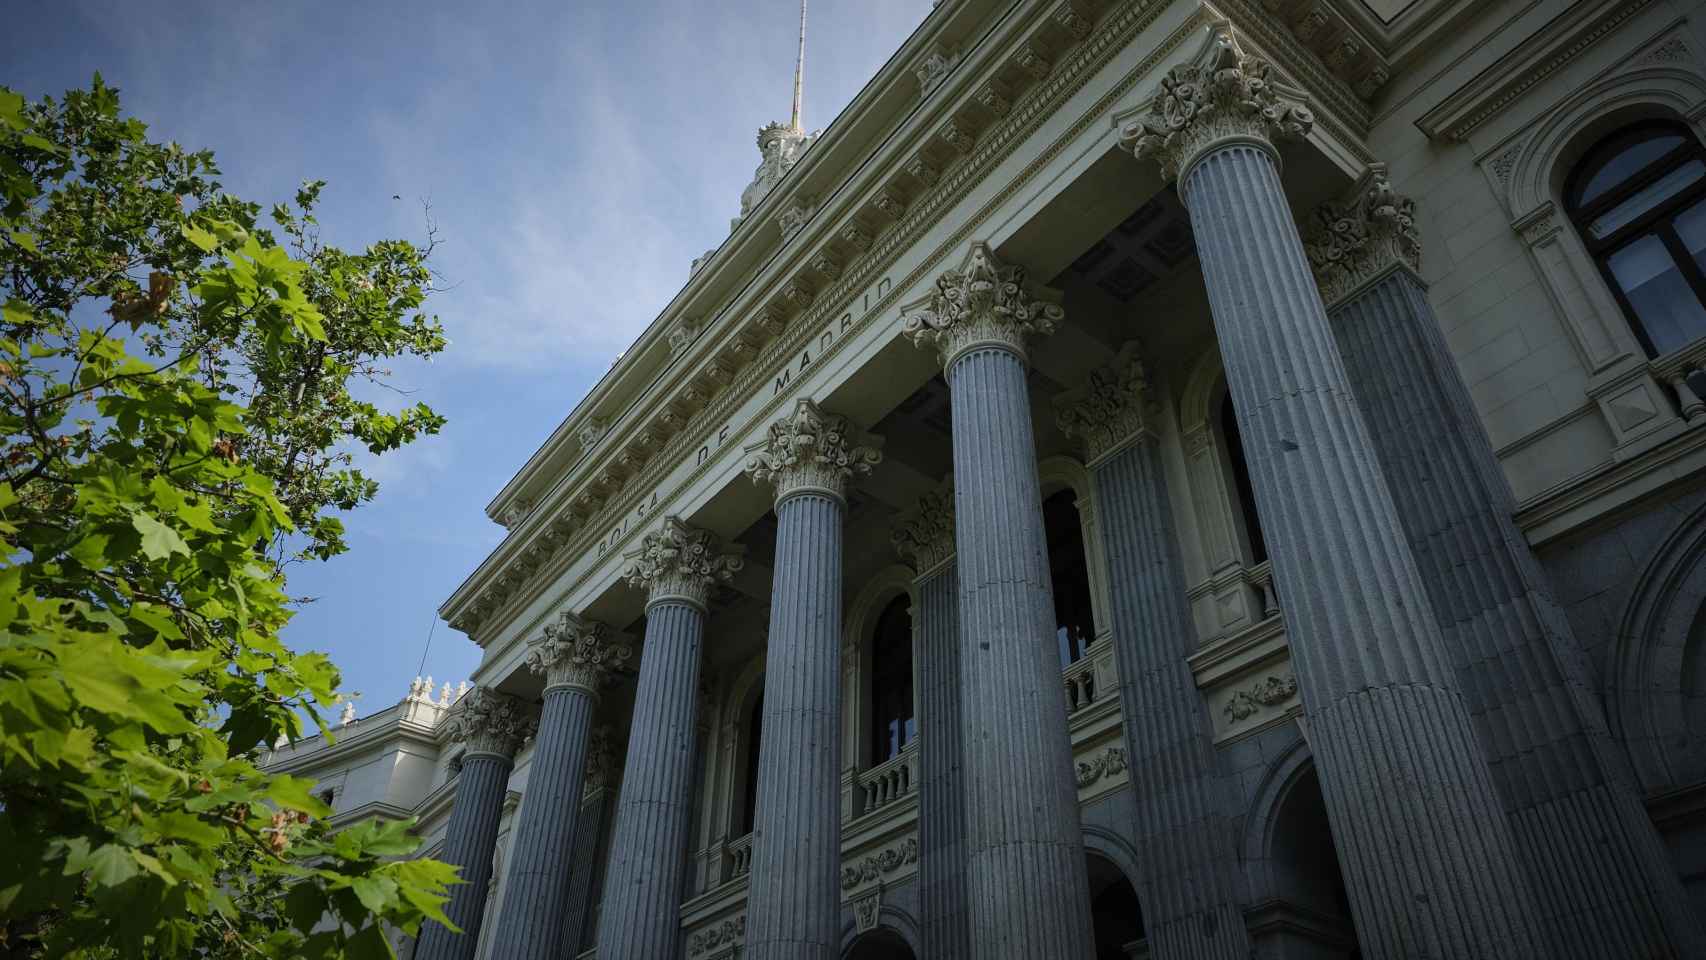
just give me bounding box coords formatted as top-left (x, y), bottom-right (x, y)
top-left (856, 739), bottom-right (917, 815)
top-left (1063, 653), bottom-right (1099, 714)
top-left (725, 831), bottom-right (753, 880)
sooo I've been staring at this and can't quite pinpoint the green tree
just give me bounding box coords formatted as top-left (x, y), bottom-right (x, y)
top-left (0, 77), bottom-right (458, 957)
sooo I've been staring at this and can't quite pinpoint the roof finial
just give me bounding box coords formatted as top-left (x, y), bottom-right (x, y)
top-left (790, 0), bottom-right (807, 132)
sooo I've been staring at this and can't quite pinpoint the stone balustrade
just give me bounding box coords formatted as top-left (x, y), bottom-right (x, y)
top-left (725, 832), bottom-right (754, 880)
top-left (856, 739), bottom-right (918, 815)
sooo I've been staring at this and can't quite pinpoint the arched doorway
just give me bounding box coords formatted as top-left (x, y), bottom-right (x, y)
top-left (1088, 852), bottom-right (1146, 959)
top-left (1261, 764), bottom-right (1360, 958)
top-left (845, 926), bottom-right (916, 960)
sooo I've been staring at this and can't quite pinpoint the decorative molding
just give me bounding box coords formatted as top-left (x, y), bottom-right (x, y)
top-left (1054, 341), bottom-right (1152, 463)
top-left (1120, 25), bottom-right (1314, 184)
top-left (940, 116), bottom-right (978, 153)
top-left (901, 243), bottom-right (1063, 369)
top-left (577, 417), bottom-right (608, 450)
top-left (853, 887), bottom-right (883, 932)
top-left (668, 317), bottom-right (702, 354)
top-left (891, 477), bottom-right (956, 575)
top-left (914, 45), bottom-right (960, 97)
top-left (840, 836), bottom-right (919, 890)
top-left (744, 398), bottom-right (882, 505)
top-left (526, 610), bottom-right (632, 697)
top-left (442, 687), bottom-right (534, 760)
top-left (777, 196), bottom-right (818, 240)
top-left (905, 153), bottom-right (942, 187)
top-left (840, 221), bottom-right (874, 251)
top-left (687, 913), bottom-right (745, 958)
top-left (1075, 745), bottom-right (1128, 788)
top-left (1303, 163), bottom-right (1420, 307)
top-left (621, 516), bottom-right (743, 611)
top-left (498, 498), bottom-right (534, 529)
top-left (977, 81), bottom-right (1013, 117)
top-left (1222, 674), bottom-right (1298, 725)
top-left (1414, 0), bottom-right (1659, 142)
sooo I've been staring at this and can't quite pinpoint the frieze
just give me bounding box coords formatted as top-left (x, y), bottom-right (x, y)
top-left (1075, 745), bottom-right (1128, 788)
top-left (1222, 673), bottom-right (1298, 725)
top-left (840, 836), bottom-right (919, 890)
top-left (448, 1), bottom-right (1207, 641)
top-left (687, 913), bottom-right (745, 958)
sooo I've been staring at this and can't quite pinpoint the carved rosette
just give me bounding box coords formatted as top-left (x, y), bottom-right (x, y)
top-left (1055, 345), bottom-right (1152, 463)
top-left (526, 610), bottom-right (633, 697)
top-left (622, 516), bottom-right (744, 611)
top-left (901, 243), bottom-right (1063, 370)
top-left (745, 398), bottom-right (882, 505)
top-left (1303, 166), bottom-right (1422, 307)
top-left (443, 687), bottom-right (536, 760)
top-left (1119, 30), bottom-right (1314, 185)
top-left (891, 479), bottom-right (955, 575)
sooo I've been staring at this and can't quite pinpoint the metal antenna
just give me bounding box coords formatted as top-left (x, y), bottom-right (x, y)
top-left (790, 0), bottom-right (807, 132)
top-left (415, 614), bottom-right (438, 678)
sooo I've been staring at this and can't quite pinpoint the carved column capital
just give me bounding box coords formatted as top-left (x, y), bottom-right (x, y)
top-left (1304, 164), bottom-right (1421, 307)
top-left (744, 399), bottom-right (883, 506)
top-left (1119, 27), bottom-right (1313, 186)
top-left (902, 243), bottom-right (1063, 370)
top-left (622, 516), bottom-right (744, 612)
top-left (585, 725), bottom-right (618, 791)
top-left (891, 477), bottom-right (956, 576)
top-left (1055, 343), bottom-right (1154, 464)
top-left (444, 687), bottom-right (536, 760)
top-left (527, 611), bottom-right (633, 698)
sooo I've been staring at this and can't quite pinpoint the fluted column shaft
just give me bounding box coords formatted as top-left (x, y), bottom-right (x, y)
top-left (562, 784), bottom-right (616, 955)
top-left (488, 687), bottom-right (596, 959)
top-left (1181, 141), bottom-right (1544, 958)
top-left (1330, 267), bottom-right (1706, 957)
top-left (915, 561), bottom-right (973, 960)
top-left (594, 600), bottom-right (704, 960)
top-left (1091, 435), bottom-right (1251, 959)
top-left (746, 491), bottom-right (846, 960)
top-left (949, 344), bottom-right (1095, 958)
top-left (415, 754), bottom-right (512, 960)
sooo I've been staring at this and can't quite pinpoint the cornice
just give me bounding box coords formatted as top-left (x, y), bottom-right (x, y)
top-left (444, 0), bottom-right (1213, 645)
top-left (1414, 0), bottom-right (1657, 141)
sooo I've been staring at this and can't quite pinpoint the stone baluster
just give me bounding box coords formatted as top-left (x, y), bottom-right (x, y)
top-left (489, 614), bottom-right (631, 960)
top-left (742, 399), bottom-right (882, 960)
top-left (595, 518), bottom-right (741, 960)
top-left (904, 246), bottom-right (1095, 958)
top-left (1120, 27), bottom-right (1545, 959)
top-left (891, 479), bottom-right (971, 960)
top-left (1055, 344), bottom-right (1252, 960)
top-left (415, 688), bottom-right (534, 960)
top-left (1305, 170), bottom-right (1706, 957)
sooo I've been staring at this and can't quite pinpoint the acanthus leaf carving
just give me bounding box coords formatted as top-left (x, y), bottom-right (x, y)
top-left (745, 398), bottom-right (882, 504)
top-left (443, 687), bottom-right (535, 759)
top-left (622, 516), bottom-right (744, 609)
top-left (901, 243), bottom-right (1063, 369)
top-left (891, 477), bottom-right (955, 572)
top-left (1055, 343), bottom-right (1152, 462)
top-left (1303, 165), bottom-right (1420, 306)
top-left (527, 610), bottom-right (633, 696)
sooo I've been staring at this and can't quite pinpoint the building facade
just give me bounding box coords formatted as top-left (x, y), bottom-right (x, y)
top-left (268, 0), bottom-right (1706, 956)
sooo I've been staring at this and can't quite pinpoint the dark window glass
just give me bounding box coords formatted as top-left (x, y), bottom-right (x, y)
top-left (869, 596), bottom-right (915, 765)
top-left (742, 691), bottom-right (762, 835)
top-left (1567, 122), bottom-right (1706, 356)
top-left (1043, 489), bottom-right (1096, 666)
top-left (1220, 394), bottom-right (1269, 566)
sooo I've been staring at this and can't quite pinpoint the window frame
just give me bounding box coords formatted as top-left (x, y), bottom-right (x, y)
top-left (1565, 121), bottom-right (1706, 358)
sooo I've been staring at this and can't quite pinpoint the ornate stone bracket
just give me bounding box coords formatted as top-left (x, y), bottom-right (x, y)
top-left (1118, 26), bottom-right (1313, 185)
top-left (527, 610), bottom-right (633, 697)
top-left (901, 243), bottom-right (1063, 370)
top-left (891, 476), bottom-right (956, 576)
top-left (444, 687), bottom-right (536, 760)
top-left (1303, 164), bottom-right (1420, 308)
top-left (744, 398), bottom-right (883, 506)
top-left (622, 516), bottom-right (744, 612)
top-left (1054, 341), bottom-right (1153, 464)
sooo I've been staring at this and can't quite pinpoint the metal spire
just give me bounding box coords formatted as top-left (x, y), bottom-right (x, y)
top-left (790, 0), bottom-right (807, 132)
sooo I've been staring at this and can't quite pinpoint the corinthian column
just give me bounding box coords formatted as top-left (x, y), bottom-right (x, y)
top-left (741, 399), bottom-right (881, 960)
top-left (1120, 28), bottom-right (1544, 959)
top-left (1055, 344), bottom-right (1251, 960)
top-left (416, 688), bottom-right (534, 960)
top-left (489, 613), bottom-right (632, 960)
top-left (595, 518), bottom-right (742, 960)
top-left (904, 245), bottom-right (1095, 958)
top-left (1306, 172), bottom-right (1706, 958)
top-left (891, 480), bottom-right (972, 960)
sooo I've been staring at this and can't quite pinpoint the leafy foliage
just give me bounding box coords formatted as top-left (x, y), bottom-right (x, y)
top-left (0, 77), bottom-right (457, 957)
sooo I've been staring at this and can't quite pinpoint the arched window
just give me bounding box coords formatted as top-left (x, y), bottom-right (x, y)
top-left (1219, 391), bottom-right (1268, 566)
top-left (1566, 121), bottom-right (1706, 357)
top-left (869, 596), bottom-right (915, 765)
top-left (1044, 489), bottom-right (1096, 666)
top-left (741, 691), bottom-right (763, 835)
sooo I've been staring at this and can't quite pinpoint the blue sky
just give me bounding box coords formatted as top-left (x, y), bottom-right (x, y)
top-left (11, 0), bottom-right (927, 715)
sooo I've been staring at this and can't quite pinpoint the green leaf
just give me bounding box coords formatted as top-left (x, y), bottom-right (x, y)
top-left (129, 602), bottom-right (184, 641)
top-left (349, 874), bottom-right (398, 915)
top-left (67, 843), bottom-right (141, 888)
top-left (131, 512), bottom-right (189, 561)
top-left (266, 774), bottom-right (332, 817)
top-left (180, 222), bottom-right (218, 253)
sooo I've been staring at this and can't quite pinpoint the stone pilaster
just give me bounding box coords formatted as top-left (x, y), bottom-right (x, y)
top-left (416, 688), bottom-right (534, 960)
top-left (891, 481), bottom-right (972, 960)
top-left (562, 727), bottom-right (618, 955)
top-left (1306, 171), bottom-right (1706, 958)
top-left (596, 519), bottom-right (741, 960)
top-left (904, 244), bottom-right (1095, 958)
top-left (1055, 345), bottom-right (1253, 960)
top-left (742, 399), bottom-right (880, 960)
top-left (489, 614), bottom-right (631, 960)
top-left (1122, 27), bottom-right (1545, 959)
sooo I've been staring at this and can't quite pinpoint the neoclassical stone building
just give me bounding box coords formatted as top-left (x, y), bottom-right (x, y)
top-left (268, 0), bottom-right (1706, 956)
